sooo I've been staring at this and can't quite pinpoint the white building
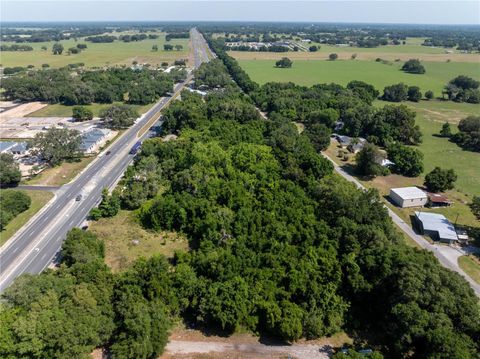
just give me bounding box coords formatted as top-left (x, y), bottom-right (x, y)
top-left (389, 187), bottom-right (428, 208)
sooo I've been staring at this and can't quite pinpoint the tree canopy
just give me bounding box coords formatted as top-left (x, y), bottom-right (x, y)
top-left (0, 153), bottom-right (22, 187)
top-left (401, 59), bottom-right (426, 74)
top-left (30, 127), bottom-right (82, 166)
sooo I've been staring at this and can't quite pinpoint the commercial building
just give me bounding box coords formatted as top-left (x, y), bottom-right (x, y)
top-left (389, 187), bottom-right (428, 208)
top-left (414, 211), bottom-right (458, 244)
top-left (80, 128), bottom-right (111, 154)
top-left (0, 141), bottom-right (28, 155)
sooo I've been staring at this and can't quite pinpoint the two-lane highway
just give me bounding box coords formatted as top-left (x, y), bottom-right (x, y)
top-left (0, 28), bottom-right (212, 292)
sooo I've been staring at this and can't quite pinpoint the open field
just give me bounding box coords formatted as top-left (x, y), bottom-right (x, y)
top-left (25, 157), bottom-right (95, 186)
top-left (0, 32), bottom-right (190, 68)
top-left (89, 210), bottom-right (188, 272)
top-left (458, 255), bottom-right (480, 285)
top-left (0, 190), bottom-right (53, 246)
top-left (409, 103), bottom-right (480, 197)
top-left (28, 102), bottom-right (154, 117)
top-left (238, 59), bottom-right (480, 94)
top-left (229, 36), bottom-right (480, 63)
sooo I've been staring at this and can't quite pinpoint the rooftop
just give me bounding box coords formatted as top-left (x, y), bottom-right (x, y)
top-left (415, 211), bottom-right (458, 241)
top-left (428, 193), bottom-right (452, 203)
top-left (0, 141), bottom-right (28, 153)
top-left (390, 187), bottom-right (427, 200)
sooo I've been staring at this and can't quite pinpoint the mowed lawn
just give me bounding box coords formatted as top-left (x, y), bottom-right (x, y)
top-left (238, 59), bottom-right (480, 95)
top-left (0, 33), bottom-right (190, 68)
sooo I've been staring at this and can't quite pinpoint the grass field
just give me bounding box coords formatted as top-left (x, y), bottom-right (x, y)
top-left (458, 255), bottom-right (480, 284)
top-left (25, 157), bottom-right (95, 186)
top-left (0, 190), bottom-right (53, 246)
top-left (407, 102), bottom-right (480, 197)
top-left (28, 102), bottom-right (154, 117)
top-left (238, 59), bottom-right (480, 95)
top-left (0, 32), bottom-right (190, 68)
top-left (89, 210), bottom-right (188, 272)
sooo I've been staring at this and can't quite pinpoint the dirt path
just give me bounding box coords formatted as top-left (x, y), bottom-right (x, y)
top-left (161, 340), bottom-right (332, 359)
top-left (0, 102), bottom-right (47, 120)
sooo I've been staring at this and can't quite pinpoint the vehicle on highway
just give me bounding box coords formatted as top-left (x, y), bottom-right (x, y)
top-left (75, 194), bottom-right (82, 201)
top-left (106, 150), bottom-right (111, 155)
top-left (129, 141), bottom-right (141, 155)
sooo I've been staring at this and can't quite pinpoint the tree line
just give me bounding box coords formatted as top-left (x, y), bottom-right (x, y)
top-left (1, 67), bottom-right (175, 106)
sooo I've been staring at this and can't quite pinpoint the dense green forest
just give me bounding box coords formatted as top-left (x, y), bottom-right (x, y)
top-left (1, 40), bottom-right (479, 359)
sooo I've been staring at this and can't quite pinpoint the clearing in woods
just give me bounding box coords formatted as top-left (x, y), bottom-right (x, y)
top-left (88, 210), bottom-right (189, 272)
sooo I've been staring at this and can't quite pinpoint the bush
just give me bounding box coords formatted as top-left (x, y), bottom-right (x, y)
top-left (329, 53), bottom-right (338, 60)
top-left (424, 167), bottom-right (457, 192)
top-left (407, 86), bottom-right (422, 102)
top-left (275, 57), bottom-right (293, 68)
top-left (0, 153), bottom-right (22, 186)
top-left (387, 143), bottom-right (424, 177)
top-left (401, 59), bottom-right (426, 74)
top-left (425, 90), bottom-right (434, 100)
top-left (382, 83), bottom-right (408, 102)
top-left (0, 190), bottom-right (31, 230)
top-left (355, 143), bottom-right (387, 177)
top-left (72, 106), bottom-right (93, 122)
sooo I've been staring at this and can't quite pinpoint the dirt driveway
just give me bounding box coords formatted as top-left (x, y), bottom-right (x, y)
top-left (0, 102), bottom-right (47, 120)
top-left (161, 340), bottom-right (332, 359)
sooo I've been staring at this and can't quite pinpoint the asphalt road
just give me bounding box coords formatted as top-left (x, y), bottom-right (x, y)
top-left (0, 28), bottom-right (212, 292)
top-left (322, 153), bottom-right (480, 298)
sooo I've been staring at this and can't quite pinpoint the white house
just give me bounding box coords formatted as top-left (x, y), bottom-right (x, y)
top-left (389, 187), bottom-right (428, 208)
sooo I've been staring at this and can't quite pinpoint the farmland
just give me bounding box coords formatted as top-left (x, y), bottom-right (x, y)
top-left (237, 59), bottom-right (480, 94)
top-left (0, 31), bottom-right (190, 68)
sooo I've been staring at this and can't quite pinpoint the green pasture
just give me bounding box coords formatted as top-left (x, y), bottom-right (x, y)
top-left (304, 38), bottom-right (459, 55)
top-left (409, 103), bottom-right (480, 197)
top-left (239, 59), bottom-right (480, 94)
top-left (0, 32), bottom-right (189, 68)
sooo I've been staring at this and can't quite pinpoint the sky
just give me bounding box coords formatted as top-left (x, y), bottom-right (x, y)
top-left (1, 1), bottom-right (479, 25)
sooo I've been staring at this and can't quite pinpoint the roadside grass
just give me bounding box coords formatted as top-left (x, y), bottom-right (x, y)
top-left (0, 190), bottom-right (53, 246)
top-left (28, 102), bottom-right (154, 117)
top-left (238, 60), bottom-right (480, 95)
top-left (0, 32), bottom-right (190, 68)
top-left (24, 157), bottom-right (95, 186)
top-left (88, 210), bottom-right (188, 272)
top-left (458, 255), bottom-right (480, 284)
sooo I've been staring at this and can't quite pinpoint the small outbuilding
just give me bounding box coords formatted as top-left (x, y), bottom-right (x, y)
top-left (414, 211), bottom-right (458, 244)
top-left (427, 193), bottom-right (452, 207)
top-left (389, 187), bottom-right (428, 208)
